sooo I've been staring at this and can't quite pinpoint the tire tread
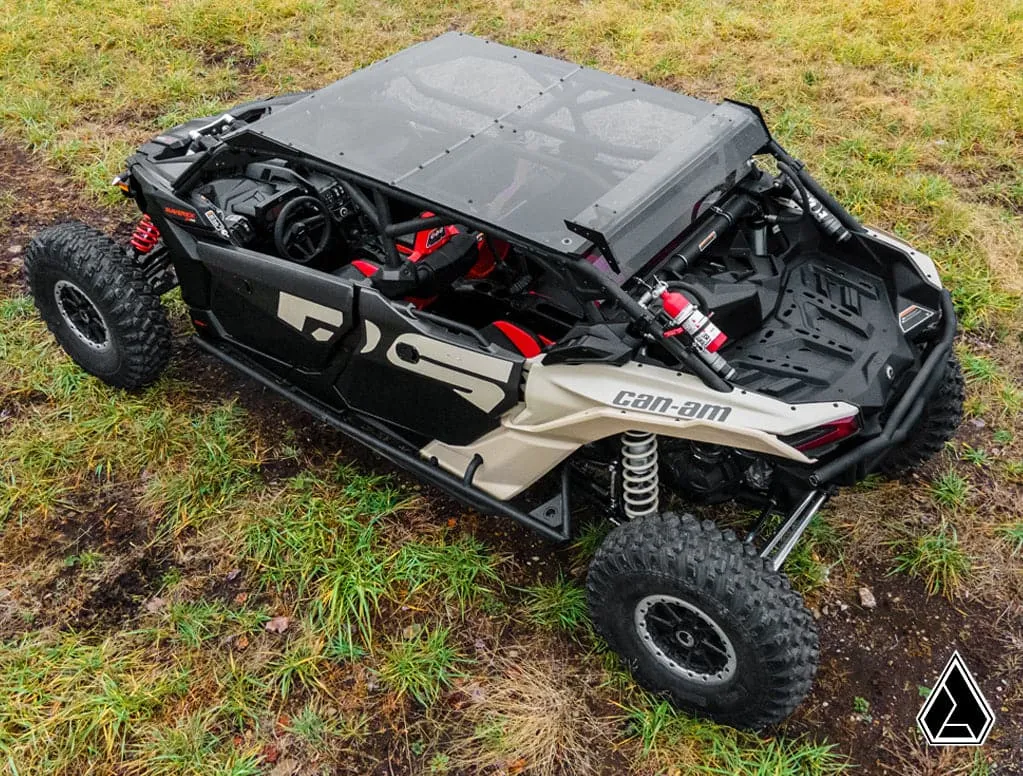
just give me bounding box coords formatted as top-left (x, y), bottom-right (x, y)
top-left (24, 221), bottom-right (171, 389)
top-left (586, 512), bottom-right (819, 729)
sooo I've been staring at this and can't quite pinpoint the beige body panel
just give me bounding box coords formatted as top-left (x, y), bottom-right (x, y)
top-left (422, 359), bottom-right (858, 500)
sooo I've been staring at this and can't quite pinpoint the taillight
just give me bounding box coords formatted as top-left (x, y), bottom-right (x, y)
top-left (785, 416), bottom-right (860, 452)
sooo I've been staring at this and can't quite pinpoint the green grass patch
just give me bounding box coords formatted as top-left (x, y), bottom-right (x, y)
top-left (377, 626), bottom-right (466, 706)
top-left (784, 513), bottom-right (843, 593)
top-left (997, 524), bottom-right (1023, 557)
top-left (131, 710), bottom-right (262, 776)
top-left (284, 701), bottom-right (368, 748)
top-left (0, 634), bottom-right (192, 772)
top-left (930, 469), bottom-right (971, 510)
top-left (522, 574), bottom-right (589, 632)
top-left (393, 535), bottom-right (504, 613)
top-left (961, 353), bottom-right (1001, 384)
top-left (625, 696), bottom-right (850, 774)
top-left (163, 600), bottom-right (269, 647)
top-left (892, 525), bottom-right (972, 598)
top-left (242, 469), bottom-right (407, 642)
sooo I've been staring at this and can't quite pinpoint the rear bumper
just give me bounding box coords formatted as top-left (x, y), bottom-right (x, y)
top-left (808, 290), bottom-right (956, 486)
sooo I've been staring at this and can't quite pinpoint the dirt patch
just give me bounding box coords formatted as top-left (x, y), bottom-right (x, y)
top-left (789, 564), bottom-right (1022, 773)
top-left (0, 482), bottom-right (173, 637)
top-left (2, 137), bottom-right (1020, 773)
top-left (0, 141), bottom-right (134, 292)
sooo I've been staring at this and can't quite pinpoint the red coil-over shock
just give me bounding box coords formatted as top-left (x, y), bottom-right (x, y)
top-left (130, 214), bottom-right (161, 254)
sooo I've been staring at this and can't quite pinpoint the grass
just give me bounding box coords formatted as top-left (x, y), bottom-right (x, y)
top-left (1, 0), bottom-right (1022, 772)
top-left (162, 600), bottom-right (268, 647)
top-left (131, 710), bottom-right (262, 776)
top-left (998, 524), bottom-right (1023, 557)
top-left (268, 633), bottom-right (328, 701)
top-left (242, 469), bottom-right (408, 642)
top-left (284, 701), bottom-right (368, 748)
top-left (624, 696), bottom-right (849, 775)
top-left (522, 574), bottom-right (590, 632)
top-left (392, 535), bottom-right (505, 614)
top-left (892, 525), bottom-right (973, 598)
top-left (0, 635), bottom-right (192, 771)
top-left (784, 513), bottom-right (844, 592)
top-left (930, 469), bottom-right (972, 510)
top-left (376, 627), bottom-right (466, 707)
top-left (449, 654), bottom-right (616, 775)
top-left (961, 353), bottom-right (1000, 384)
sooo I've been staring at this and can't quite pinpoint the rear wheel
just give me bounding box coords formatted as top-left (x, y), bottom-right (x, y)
top-left (586, 512), bottom-right (818, 729)
top-left (25, 222), bottom-right (171, 389)
top-left (879, 353), bottom-right (964, 477)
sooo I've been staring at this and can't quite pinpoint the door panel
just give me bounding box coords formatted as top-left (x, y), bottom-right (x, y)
top-left (196, 241), bottom-right (355, 370)
top-left (336, 289), bottom-right (522, 445)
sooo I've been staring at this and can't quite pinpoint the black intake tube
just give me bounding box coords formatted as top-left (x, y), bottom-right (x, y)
top-left (664, 193), bottom-right (758, 275)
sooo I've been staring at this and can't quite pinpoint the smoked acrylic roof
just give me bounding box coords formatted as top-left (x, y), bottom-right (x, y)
top-left (238, 32), bottom-right (769, 270)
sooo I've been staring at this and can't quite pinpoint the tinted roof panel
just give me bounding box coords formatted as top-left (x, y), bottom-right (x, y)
top-left (241, 32), bottom-right (768, 269)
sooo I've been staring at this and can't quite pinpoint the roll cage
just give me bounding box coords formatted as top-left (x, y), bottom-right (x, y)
top-left (129, 31), bottom-right (955, 494)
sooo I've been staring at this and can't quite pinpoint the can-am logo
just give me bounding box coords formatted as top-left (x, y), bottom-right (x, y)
top-left (612, 390), bottom-right (731, 422)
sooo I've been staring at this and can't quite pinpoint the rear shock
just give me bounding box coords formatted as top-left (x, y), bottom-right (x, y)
top-left (621, 431), bottom-right (659, 520)
top-left (128, 214), bottom-right (178, 295)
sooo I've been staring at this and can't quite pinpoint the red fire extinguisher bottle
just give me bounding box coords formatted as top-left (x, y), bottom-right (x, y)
top-left (659, 290), bottom-right (735, 379)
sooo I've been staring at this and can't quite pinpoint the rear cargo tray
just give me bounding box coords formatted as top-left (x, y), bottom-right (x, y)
top-left (725, 254), bottom-right (914, 410)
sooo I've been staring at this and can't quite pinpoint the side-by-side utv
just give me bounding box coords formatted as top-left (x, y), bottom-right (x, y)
top-left (25, 33), bottom-right (962, 728)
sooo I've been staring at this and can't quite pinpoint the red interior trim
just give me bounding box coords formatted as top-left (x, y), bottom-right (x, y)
top-left (492, 321), bottom-right (542, 358)
top-left (351, 260), bottom-right (379, 277)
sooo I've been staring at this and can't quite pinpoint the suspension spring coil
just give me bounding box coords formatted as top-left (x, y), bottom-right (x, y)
top-left (129, 214), bottom-right (161, 254)
top-left (621, 430), bottom-right (659, 520)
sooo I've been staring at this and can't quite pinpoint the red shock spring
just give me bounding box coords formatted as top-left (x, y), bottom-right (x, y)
top-left (130, 214), bottom-right (161, 254)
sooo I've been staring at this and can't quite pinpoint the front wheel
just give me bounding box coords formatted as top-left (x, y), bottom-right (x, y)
top-left (25, 222), bottom-right (171, 389)
top-left (586, 513), bottom-right (818, 729)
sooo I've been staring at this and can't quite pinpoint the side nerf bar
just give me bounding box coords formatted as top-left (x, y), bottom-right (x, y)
top-left (808, 290), bottom-right (956, 486)
top-left (193, 337), bottom-right (574, 542)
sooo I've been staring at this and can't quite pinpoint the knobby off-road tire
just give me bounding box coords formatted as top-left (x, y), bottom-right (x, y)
top-left (587, 513), bottom-right (819, 729)
top-left (879, 352), bottom-right (965, 478)
top-left (24, 222), bottom-right (171, 389)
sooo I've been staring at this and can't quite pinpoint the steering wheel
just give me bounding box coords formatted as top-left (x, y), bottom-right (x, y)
top-left (273, 195), bottom-right (332, 263)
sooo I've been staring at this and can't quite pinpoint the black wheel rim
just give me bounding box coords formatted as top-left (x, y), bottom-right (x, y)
top-left (634, 594), bottom-right (737, 685)
top-left (53, 279), bottom-right (110, 351)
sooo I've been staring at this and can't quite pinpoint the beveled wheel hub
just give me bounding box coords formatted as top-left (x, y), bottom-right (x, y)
top-left (54, 279), bottom-right (110, 351)
top-left (634, 594), bottom-right (737, 685)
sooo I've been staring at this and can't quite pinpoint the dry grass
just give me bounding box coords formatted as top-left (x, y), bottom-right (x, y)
top-left (446, 651), bottom-right (617, 775)
top-left (881, 731), bottom-right (989, 776)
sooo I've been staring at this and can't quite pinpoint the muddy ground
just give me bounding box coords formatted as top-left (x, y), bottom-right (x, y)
top-left (0, 142), bottom-right (1019, 774)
